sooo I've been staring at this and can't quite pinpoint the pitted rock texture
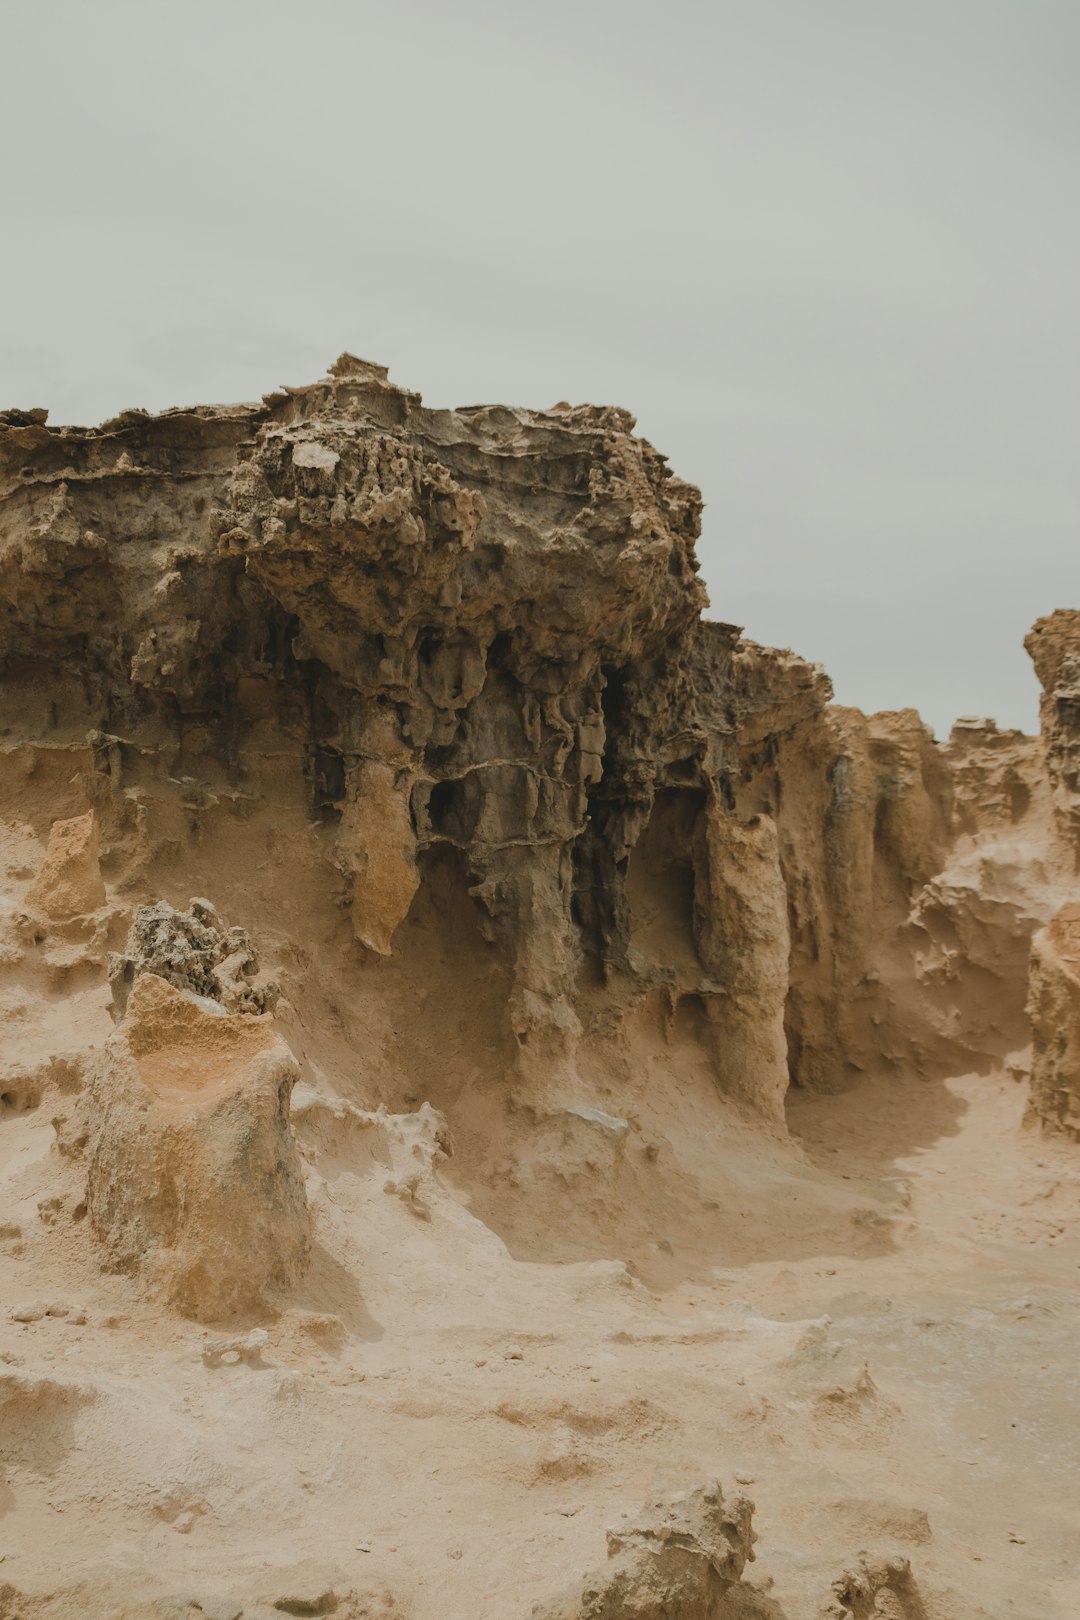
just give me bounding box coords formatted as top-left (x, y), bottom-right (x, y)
top-left (534, 1480), bottom-right (757, 1619)
top-left (0, 353), bottom-right (730, 1084)
top-left (822, 1553), bottom-right (925, 1620)
top-left (2, 351), bottom-right (1070, 1113)
top-left (109, 897), bottom-right (279, 1018)
top-left (0, 358), bottom-right (1078, 1620)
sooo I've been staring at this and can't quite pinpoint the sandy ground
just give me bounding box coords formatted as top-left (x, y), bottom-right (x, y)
top-left (4, 1015), bottom-right (1078, 1617)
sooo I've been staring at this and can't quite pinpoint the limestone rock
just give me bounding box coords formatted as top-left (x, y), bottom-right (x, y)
top-left (0, 354), bottom-right (1078, 1620)
top-left (25, 811), bottom-right (106, 920)
top-left (109, 898), bottom-right (279, 1018)
top-left (821, 1553), bottom-right (924, 1619)
top-left (338, 759), bottom-right (420, 954)
top-left (1026, 610), bottom-right (1080, 864)
top-left (1027, 902), bottom-right (1080, 1138)
top-left (85, 973), bottom-right (310, 1319)
top-left (536, 1480), bottom-right (756, 1618)
top-left (692, 808), bottom-right (790, 1119)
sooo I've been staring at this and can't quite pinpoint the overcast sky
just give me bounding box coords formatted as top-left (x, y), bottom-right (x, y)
top-left (2, 1), bottom-right (1076, 735)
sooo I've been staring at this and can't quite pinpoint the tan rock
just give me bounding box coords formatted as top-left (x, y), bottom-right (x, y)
top-left (1027, 902), bottom-right (1080, 1138)
top-left (25, 811), bottom-right (106, 920)
top-left (0, 357), bottom-right (1077, 1619)
top-left (109, 897), bottom-right (279, 1018)
top-left (340, 759), bottom-right (420, 954)
top-left (692, 807), bottom-right (790, 1119)
top-left (85, 973), bottom-right (311, 1319)
top-left (535, 1479), bottom-right (756, 1619)
top-left (822, 1553), bottom-right (924, 1620)
top-left (1026, 610), bottom-right (1080, 863)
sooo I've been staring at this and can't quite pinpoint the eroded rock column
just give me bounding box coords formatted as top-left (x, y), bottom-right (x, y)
top-left (85, 972), bottom-right (310, 1319)
top-left (1027, 903), bottom-right (1080, 1138)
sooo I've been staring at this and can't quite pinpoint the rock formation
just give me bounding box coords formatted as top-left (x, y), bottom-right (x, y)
top-left (85, 970), bottom-right (310, 1319)
top-left (109, 897), bottom-right (279, 1018)
top-left (0, 359), bottom-right (1077, 1617)
top-left (534, 1479), bottom-right (757, 1618)
top-left (1025, 611), bottom-right (1080, 865)
top-left (1027, 903), bottom-right (1080, 1138)
top-left (24, 811), bottom-right (106, 923)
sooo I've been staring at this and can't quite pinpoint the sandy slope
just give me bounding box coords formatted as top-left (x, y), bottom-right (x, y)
top-left (1, 806), bottom-right (1077, 1619)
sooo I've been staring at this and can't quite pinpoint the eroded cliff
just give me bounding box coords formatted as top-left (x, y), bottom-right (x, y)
top-left (0, 361), bottom-right (1078, 1620)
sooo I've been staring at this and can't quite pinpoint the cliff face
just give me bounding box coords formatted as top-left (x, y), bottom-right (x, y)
top-left (1, 361), bottom-right (1078, 1620)
top-left (1, 360), bottom-right (726, 1059)
top-left (1, 355), bottom-right (1076, 1225)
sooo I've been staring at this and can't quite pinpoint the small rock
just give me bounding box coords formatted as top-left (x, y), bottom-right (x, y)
top-left (202, 1328), bottom-right (269, 1369)
top-left (296, 1313), bottom-right (345, 1351)
top-left (271, 1562), bottom-right (346, 1615)
top-left (10, 1303), bottom-right (47, 1323)
top-left (734, 1472), bottom-right (755, 1485)
top-left (504, 1345), bottom-right (524, 1360)
top-left (273, 1591), bottom-right (339, 1617)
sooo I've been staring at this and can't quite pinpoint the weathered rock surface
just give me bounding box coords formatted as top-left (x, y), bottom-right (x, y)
top-left (24, 810), bottom-right (106, 922)
top-left (1027, 903), bottom-right (1080, 1138)
top-left (109, 897), bottom-right (279, 1018)
top-left (1026, 610), bottom-right (1080, 865)
top-left (1, 352), bottom-right (1072, 1119)
top-left (534, 1480), bottom-right (757, 1619)
top-left (0, 357), bottom-right (1077, 1620)
top-left (821, 1553), bottom-right (925, 1619)
top-left (85, 972), bottom-right (310, 1318)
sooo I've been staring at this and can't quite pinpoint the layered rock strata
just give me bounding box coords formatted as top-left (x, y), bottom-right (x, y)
top-left (1, 357), bottom-right (1077, 1143)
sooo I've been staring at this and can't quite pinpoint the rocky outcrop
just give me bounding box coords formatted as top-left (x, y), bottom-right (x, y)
top-left (1, 357), bottom-right (1077, 1620)
top-left (1026, 611), bottom-right (1080, 867)
top-left (84, 972), bottom-right (310, 1319)
top-left (24, 810), bottom-right (106, 922)
top-left (731, 643), bottom-right (954, 1089)
top-left (822, 1553), bottom-right (925, 1619)
top-left (534, 1480), bottom-right (757, 1619)
top-left (691, 809), bottom-right (790, 1118)
top-left (1027, 903), bottom-right (1080, 1138)
top-left (0, 356), bottom-right (734, 1095)
top-left (1, 355), bottom-right (1076, 1127)
top-left (109, 897), bottom-right (279, 1018)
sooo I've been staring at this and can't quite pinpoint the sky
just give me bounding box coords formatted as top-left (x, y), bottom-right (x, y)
top-left (1, 0), bottom-right (1076, 735)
